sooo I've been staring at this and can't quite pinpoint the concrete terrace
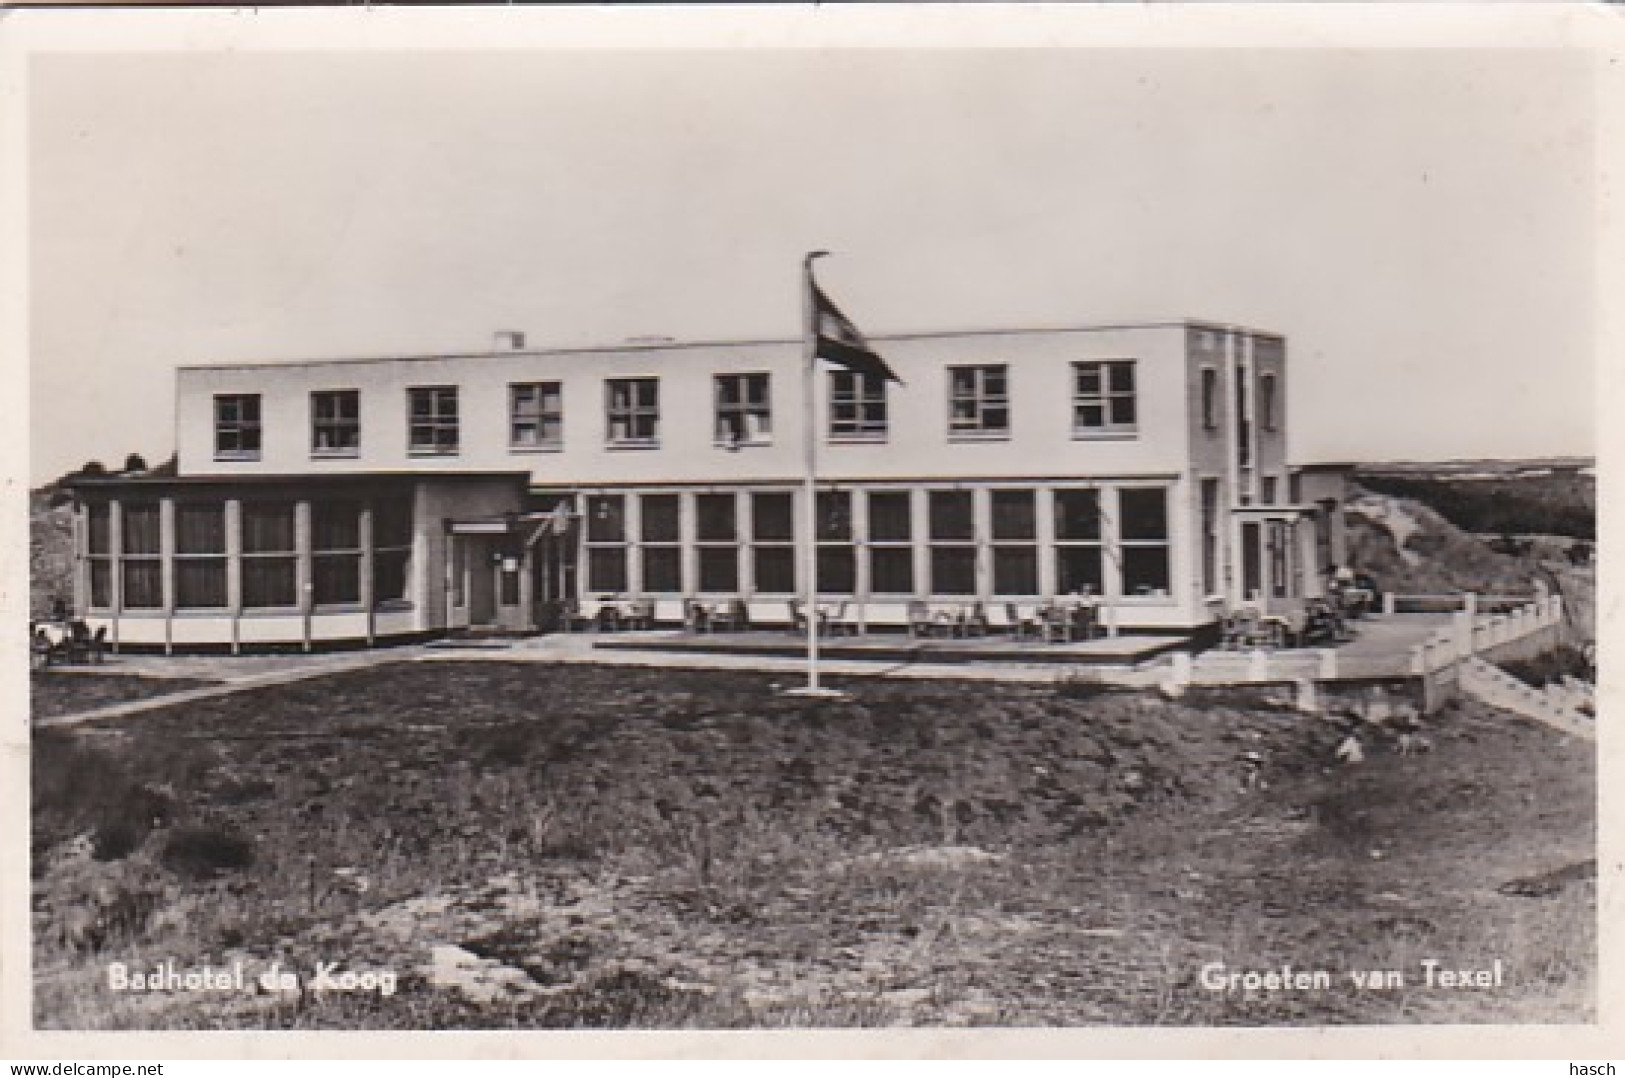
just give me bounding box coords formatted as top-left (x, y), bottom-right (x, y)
top-left (30, 610), bottom-right (1472, 729)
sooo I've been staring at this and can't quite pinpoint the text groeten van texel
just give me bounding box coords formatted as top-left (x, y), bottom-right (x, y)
top-left (1200, 959), bottom-right (1505, 993)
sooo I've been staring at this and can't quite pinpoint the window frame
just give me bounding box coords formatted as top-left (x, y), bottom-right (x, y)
top-left (1260, 372), bottom-right (1279, 432)
top-left (946, 364), bottom-right (1011, 441)
top-left (311, 498), bottom-right (364, 609)
top-left (1201, 367), bottom-right (1219, 431)
top-left (372, 496), bottom-right (414, 606)
top-left (173, 501), bottom-right (228, 611)
top-left (750, 491), bottom-right (797, 595)
top-left (605, 377), bottom-right (660, 448)
top-left (213, 394), bottom-right (262, 461)
top-left (694, 492), bottom-right (740, 594)
top-left (240, 501), bottom-right (298, 611)
top-left (1118, 486), bottom-right (1173, 599)
top-left (990, 488), bottom-right (1039, 597)
top-left (828, 370), bottom-right (889, 442)
top-left (864, 490), bottom-right (915, 597)
top-left (1052, 488), bottom-right (1105, 598)
top-left (1071, 360), bottom-right (1138, 438)
top-left (638, 493), bottom-right (682, 595)
top-left (510, 381), bottom-right (564, 452)
top-left (713, 373), bottom-right (773, 448)
top-left (407, 386), bottom-right (460, 456)
top-left (584, 494), bottom-right (629, 594)
top-left (311, 390), bottom-right (361, 458)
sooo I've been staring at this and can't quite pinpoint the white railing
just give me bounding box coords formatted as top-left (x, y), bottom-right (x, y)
top-left (1408, 592), bottom-right (1565, 677)
top-left (1458, 655), bottom-right (1594, 741)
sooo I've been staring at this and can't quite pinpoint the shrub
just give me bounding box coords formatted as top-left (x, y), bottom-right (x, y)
top-left (1498, 646), bottom-right (1593, 688)
top-left (161, 825), bottom-right (256, 879)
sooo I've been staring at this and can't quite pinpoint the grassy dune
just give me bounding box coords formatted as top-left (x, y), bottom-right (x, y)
top-left (32, 662), bottom-right (1594, 1029)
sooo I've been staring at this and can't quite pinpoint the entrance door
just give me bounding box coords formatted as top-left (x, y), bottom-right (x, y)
top-left (465, 537), bottom-right (498, 627)
top-left (528, 524), bottom-right (578, 632)
top-left (1241, 521), bottom-right (1262, 602)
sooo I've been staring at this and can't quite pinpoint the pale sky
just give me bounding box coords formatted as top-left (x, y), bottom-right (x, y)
top-left (28, 44), bottom-right (1596, 484)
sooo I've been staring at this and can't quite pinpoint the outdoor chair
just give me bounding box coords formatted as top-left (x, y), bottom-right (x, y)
top-left (959, 603), bottom-right (990, 639)
top-left (1222, 608), bottom-right (1278, 650)
top-left (30, 625), bottom-right (54, 671)
top-left (819, 601), bottom-right (859, 637)
top-left (1037, 603), bottom-right (1088, 644)
top-left (595, 602), bottom-right (624, 633)
top-left (709, 598), bottom-right (749, 633)
top-left (684, 599), bottom-right (712, 634)
top-left (561, 599), bottom-right (596, 634)
top-left (64, 623), bottom-right (106, 664)
top-left (622, 598), bottom-right (655, 631)
top-left (1004, 602), bottom-right (1042, 641)
top-left (906, 600), bottom-right (937, 638)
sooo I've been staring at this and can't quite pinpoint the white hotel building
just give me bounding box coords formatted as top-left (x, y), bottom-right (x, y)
top-left (69, 320), bottom-right (1350, 651)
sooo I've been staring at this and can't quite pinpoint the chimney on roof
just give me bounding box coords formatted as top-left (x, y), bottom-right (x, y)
top-left (494, 330), bottom-right (526, 351)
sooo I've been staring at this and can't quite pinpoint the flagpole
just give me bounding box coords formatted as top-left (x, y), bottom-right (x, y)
top-left (799, 251), bottom-right (829, 694)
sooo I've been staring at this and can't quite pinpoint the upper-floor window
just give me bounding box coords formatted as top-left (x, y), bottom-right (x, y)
top-left (408, 386), bottom-right (459, 455)
top-left (1201, 367), bottom-right (1218, 430)
top-left (606, 377), bottom-right (659, 446)
top-left (829, 370), bottom-right (888, 441)
top-left (214, 394), bottom-right (261, 460)
top-left (1073, 360), bottom-right (1136, 435)
top-left (948, 364), bottom-right (1010, 438)
top-left (510, 382), bottom-right (563, 450)
top-left (714, 373), bottom-right (772, 446)
top-left (1260, 373), bottom-right (1278, 431)
top-left (311, 390), bottom-right (360, 457)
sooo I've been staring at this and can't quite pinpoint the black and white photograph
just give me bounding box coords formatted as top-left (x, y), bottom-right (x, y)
top-left (4, 6), bottom-right (1612, 1053)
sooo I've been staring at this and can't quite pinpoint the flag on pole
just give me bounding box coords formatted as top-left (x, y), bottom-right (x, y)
top-left (811, 281), bottom-right (902, 385)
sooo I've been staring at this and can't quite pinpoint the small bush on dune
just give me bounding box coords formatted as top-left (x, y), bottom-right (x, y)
top-left (160, 826), bottom-right (255, 879)
top-left (1499, 646), bottom-right (1593, 688)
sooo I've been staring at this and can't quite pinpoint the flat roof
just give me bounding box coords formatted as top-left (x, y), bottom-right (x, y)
top-left (68, 469), bottom-right (532, 490)
top-left (178, 318), bottom-right (1285, 374)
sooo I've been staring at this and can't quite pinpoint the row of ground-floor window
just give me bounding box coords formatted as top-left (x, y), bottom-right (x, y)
top-left (571, 484), bottom-right (1174, 601)
top-left (81, 496), bottom-right (415, 614)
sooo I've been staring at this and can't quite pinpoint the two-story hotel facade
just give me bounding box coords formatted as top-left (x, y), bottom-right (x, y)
top-left (69, 320), bottom-right (1341, 651)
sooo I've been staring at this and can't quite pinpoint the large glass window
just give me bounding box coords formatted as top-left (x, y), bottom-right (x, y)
top-left (751, 492), bottom-right (796, 594)
top-left (1236, 369), bottom-right (1251, 468)
top-left (1201, 478), bottom-right (1220, 597)
top-left (585, 494), bottom-right (628, 593)
top-left (639, 494), bottom-right (681, 594)
top-left (87, 503), bottom-right (112, 608)
top-left (312, 499), bottom-right (362, 606)
top-left (991, 489), bottom-right (1038, 595)
top-left (606, 378), bottom-right (659, 446)
top-left (948, 365), bottom-right (1010, 438)
top-left (214, 395), bottom-right (261, 460)
top-left (373, 497), bottom-right (413, 604)
top-left (714, 374), bottom-right (772, 446)
top-left (1201, 368), bottom-right (1218, 430)
top-left (1054, 489), bottom-right (1103, 596)
top-left (511, 382), bottom-right (563, 450)
top-left (696, 493), bottom-right (739, 593)
top-left (174, 503), bottom-right (226, 609)
top-left (312, 390), bottom-right (360, 457)
top-left (242, 502), bottom-right (296, 609)
top-left (828, 371), bottom-right (888, 441)
top-left (1120, 488), bottom-right (1171, 596)
top-left (118, 503), bottom-right (162, 609)
top-left (1073, 361), bottom-right (1137, 434)
top-left (408, 387), bottom-right (459, 455)
top-left (1260, 373), bottom-right (1278, 432)
top-left (815, 490), bottom-right (855, 594)
top-left (929, 490), bottom-right (976, 595)
top-left (866, 491), bottom-right (913, 595)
